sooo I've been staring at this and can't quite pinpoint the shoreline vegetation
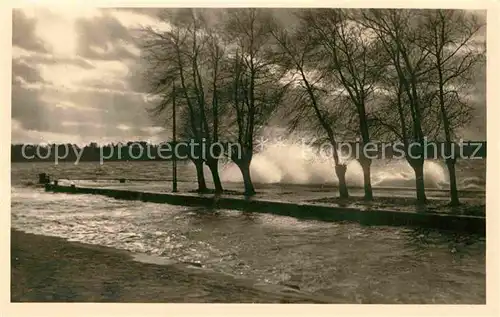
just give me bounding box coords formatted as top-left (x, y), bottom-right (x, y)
top-left (11, 229), bottom-right (331, 303)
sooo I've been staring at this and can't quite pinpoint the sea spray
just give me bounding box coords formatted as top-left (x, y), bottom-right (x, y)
top-left (219, 138), bottom-right (361, 185)
top-left (371, 160), bottom-right (449, 189)
top-left (216, 136), bottom-right (450, 189)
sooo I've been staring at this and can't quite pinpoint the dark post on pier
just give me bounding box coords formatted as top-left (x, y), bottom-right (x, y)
top-left (38, 173), bottom-right (50, 185)
top-left (172, 83), bottom-right (178, 193)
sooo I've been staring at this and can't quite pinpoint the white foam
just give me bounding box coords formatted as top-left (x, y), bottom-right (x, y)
top-left (219, 138), bottom-right (450, 189)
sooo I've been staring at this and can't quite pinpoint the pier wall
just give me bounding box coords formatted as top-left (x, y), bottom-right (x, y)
top-left (44, 184), bottom-right (485, 235)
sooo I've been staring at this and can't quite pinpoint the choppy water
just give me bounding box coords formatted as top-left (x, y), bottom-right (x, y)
top-left (11, 183), bottom-right (486, 304)
top-left (11, 155), bottom-right (486, 190)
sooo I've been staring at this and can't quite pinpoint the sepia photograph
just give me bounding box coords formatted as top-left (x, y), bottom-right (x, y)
top-left (8, 5), bottom-right (490, 307)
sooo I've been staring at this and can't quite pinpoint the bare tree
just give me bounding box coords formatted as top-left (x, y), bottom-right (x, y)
top-left (202, 25), bottom-right (228, 193)
top-left (139, 13), bottom-right (206, 192)
top-left (271, 15), bottom-right (350, 199)
top-left (179, 9), bottom-right (227, 193)
top-left (362, 9), bottom-right (434, 204)
top-left (416, 9), bottom-right (485, 205)
top-left (220, 8), bottom-right (290, 196)
top-left (295, 9), bottom-right (387, 200)
top-left (140, 9), bottom-right (231, 193)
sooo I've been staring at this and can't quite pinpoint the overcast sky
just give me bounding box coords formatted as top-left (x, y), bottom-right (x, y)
top-left (11, 7), bottom-right (168, 145)
top-left (11, 8), bottom-right (486, 145)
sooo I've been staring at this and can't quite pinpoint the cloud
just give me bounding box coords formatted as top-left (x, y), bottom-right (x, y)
top-left (140, 126), bottom-right (166, 134)
top-left (10, 8), bottom-right (170, 144)
top-left (34, 59), bottom-right (128, 91)
top-left (75, 12), bottom-right (139, 61)
top-left (13, 46), bottom-right (95, 70)
top-left (124, 59), bottom-right (151, 94)
top-left (12, 10), bottom-right (48, 53)
top-left (17, 8), bottom-right (83, 56)
top-left (113, 8), bottom-right (162, 20)
top-left (78, 42), bottom-right (139, 61)
top-left (12, 118), bottom-right (79, 145)
top-left (464, 64), bottom-right (486, 140)
top-left (108, 9), bottom-right (162, 29)
top-left (12, 60), bottom-right (43, 85)
top-left (12, 78), bottom-right (160, 134)
top-left (79, 76), bottom-right (127, 91)
top-left (10, 58), bottom-right (157, 139)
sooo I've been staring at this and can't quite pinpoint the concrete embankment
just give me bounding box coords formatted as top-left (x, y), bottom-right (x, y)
top-left (44, 183), bottom-right (485, 235)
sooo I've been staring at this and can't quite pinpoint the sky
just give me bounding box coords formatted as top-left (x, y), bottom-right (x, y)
top-left (11, 8), bottom-right (487, 146)
top-left (11, 7), bottom-right (169, 146)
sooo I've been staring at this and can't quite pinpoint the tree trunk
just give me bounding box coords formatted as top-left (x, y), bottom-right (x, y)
top-left (359, 158), bottom-right (373, 201)
top-left (410, 160), bottom-right (427, 204)
top-left (446, 158), bottom-right (460, 206)
top-left (193, 159), bottom-right (207, 193)
top-left (335, 165), bottom-right (349, 199)
top-left (206, 159), bottom-right (223, 194)
top-left (238, 160), bottom-right (256, 196)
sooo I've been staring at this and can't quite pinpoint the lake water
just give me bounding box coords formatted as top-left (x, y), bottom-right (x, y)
top-left (11, 156), bottom-right (485, 189)
top-left (10, 160), bottom-right (486, 304)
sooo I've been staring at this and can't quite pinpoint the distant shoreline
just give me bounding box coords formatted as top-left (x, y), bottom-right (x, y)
top-left (11, 140), bottom-right (488, 164)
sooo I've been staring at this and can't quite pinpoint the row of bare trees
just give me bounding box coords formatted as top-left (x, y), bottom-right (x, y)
top-left (138, 8), bottom-right (485, 205)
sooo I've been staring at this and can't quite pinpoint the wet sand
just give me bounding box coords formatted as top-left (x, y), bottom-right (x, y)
top-left (10, 229), bottom-right (331, 303)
